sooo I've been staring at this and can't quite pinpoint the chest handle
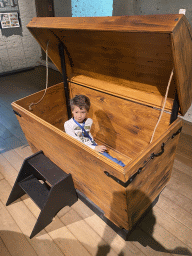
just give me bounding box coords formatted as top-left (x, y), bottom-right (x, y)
top-left (150, 143), bottom-right (165, 159)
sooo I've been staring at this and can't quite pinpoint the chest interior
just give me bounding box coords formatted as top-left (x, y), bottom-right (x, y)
top-left (15, 80), bottom-right (171, 166)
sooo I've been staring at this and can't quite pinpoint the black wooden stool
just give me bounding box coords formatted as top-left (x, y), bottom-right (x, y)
top-left (6, 151), bottom-right (78, 238)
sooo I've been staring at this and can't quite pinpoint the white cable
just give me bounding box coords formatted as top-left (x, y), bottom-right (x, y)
top-left (150, 68), bottom-right (174, 143)
top-left (29, 41), bottom-right (50, 111)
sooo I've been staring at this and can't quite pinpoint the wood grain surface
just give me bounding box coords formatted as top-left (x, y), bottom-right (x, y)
top-left (1, 65), bottom-right (192, 256)
top-left (69, 81), bottom-right (171, 158)
top-left (27, 14), bottom-right (182, 32)
top-left (11, 82), bottom-right (181, 230)
top-left (14, 82), bottom-right (67, 130)
top-left (172, 15), bottom-right (192, 115)
top-left (9, 14), bottom-right (192, 231)
top-left (26, 14), bottom-right (192, 115)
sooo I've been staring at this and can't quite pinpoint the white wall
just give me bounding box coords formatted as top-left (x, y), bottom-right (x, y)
top-left (0, 0), bottom-right (41, 74)
top-left (132, 0), bottom-right (192, 25)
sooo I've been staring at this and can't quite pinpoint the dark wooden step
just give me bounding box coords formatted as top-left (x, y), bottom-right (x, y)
top-left (19, 174), bottom-right (50, 209)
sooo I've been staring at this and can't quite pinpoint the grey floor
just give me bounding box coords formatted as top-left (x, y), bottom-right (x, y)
top-left (0, 65), bottom-right (62, 154)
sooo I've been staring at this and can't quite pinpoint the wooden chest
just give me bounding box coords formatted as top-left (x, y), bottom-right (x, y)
top-left (12, 14), bottom-right (192, 232)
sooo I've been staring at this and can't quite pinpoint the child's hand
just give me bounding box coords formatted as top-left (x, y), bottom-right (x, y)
top-left (95, 145), bottom-right (107, 153)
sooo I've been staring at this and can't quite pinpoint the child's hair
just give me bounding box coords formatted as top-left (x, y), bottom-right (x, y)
top-left (70, 95), bottom-right (90, 112)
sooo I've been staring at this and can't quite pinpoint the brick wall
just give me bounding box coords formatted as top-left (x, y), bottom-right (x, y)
top-left (0, 0), bottom-right (41, 74)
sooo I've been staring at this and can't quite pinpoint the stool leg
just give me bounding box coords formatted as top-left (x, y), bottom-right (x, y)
top-left (6, 160), bottom-right (35, 206)
top-left (30, 207), bottom-right (53, 239)
top-left (6, 182), bottom-right (26, 206)
top-left (30, 175), bottom-right (78, 238)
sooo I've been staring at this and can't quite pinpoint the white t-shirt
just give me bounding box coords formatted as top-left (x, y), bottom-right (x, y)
top-left (64, 118), bottom-right (96, 149)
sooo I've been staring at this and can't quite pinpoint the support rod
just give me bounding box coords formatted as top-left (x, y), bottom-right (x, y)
top-left (170, 91), bottom-right (179, 124)
top-left (58, 42), bottom-right (71, 119)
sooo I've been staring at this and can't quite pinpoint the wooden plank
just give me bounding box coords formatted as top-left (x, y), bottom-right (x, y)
top-left (123, 120), bottom-right (181, 230)
top-left (176, 132), bottom-right (192, 160)
top-left (60, 208), bottom-right (118, 256)
top-left (46, 223), bottom-right (92, 256)
top-left (0, 200), bottom-right (37, 256)
top-left (175, 153), bottom-right (192, 169)
top-left (70, 81), bottom-right (170, 158)
top-left (139, 208), bottom-right (192, 255)
top-left (23, 196), bottom-right (92, 256)
top-left (124, 118), bottom-right (181, 181)
top-left (0, 238), bottom-right (11, 256)
top-left (156, 193), bottom-right (192, 230)
top-left (0, 155), bottom-right (19, 186)
top-left (173, 159), bottom-right (192, 178)
top-left (56, 205), bottom-right (71, 219)
top-left (71, 200), bottom-right (146, 256)
top-left (27, 15), bottom-right (192, 114)
top-left (0, 180), bottom-right (65, 256)
top-left (2, 149), bottom-right (24, 172)
top-left (0, 179), bottom-right (15, 206)
top-left (161, 186), bottom-right (192, 215)
top-left (152, 205), bottom-right (192, 249)
top-left (127, 227), bottom-right (172, 256)
top-left (70, 75), bottom-right (174, 113)
top-left (172, 167), bottom-right (192, 193)
top-left (14, 145), bottom-right (33, 160)
top-left (172, 15), bottom-right (192, 115)
top-left (62, 31), bottom-right (173, 92)
top-left (166, 176), bottom-right (192, 201)
top-left (27, 15), bottom-right (182, 32)
top-left (14, 83), bottom-right (68, 130)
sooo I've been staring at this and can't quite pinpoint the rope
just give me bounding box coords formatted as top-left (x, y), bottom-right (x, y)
top-left (150, 68), bottom-right (174, 143)
top-left (29, 41), bottom-right (49, 111)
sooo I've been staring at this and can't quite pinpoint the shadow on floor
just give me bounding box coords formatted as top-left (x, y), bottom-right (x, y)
top-left (96, 190), bottom-right (192, 256)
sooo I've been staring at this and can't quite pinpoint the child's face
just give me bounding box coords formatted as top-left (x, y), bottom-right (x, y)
top-left (72, 106), bottom-right (88, 123)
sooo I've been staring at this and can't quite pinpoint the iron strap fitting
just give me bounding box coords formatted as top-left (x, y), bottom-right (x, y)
top-left (13, 110), bottom-right (21, 117)
top-left (104, 126), bottom-right (182, 188)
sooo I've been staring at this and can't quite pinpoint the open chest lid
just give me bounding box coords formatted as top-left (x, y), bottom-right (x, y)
top-left (27, 14), bottom-right (192, 116)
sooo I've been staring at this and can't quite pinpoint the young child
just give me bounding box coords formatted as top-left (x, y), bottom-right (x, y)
top-left (64, 94), bottom-right (125, 167)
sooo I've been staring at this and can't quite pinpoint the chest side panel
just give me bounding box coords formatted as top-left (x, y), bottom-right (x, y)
top-left (124, 119), bottom-right (182, 229)
top-left (13, 83), bottom-right (68, 130)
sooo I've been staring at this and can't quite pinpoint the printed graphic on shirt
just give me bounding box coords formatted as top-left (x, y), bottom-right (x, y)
top-left (74, 125), bottom-right (91, 143)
